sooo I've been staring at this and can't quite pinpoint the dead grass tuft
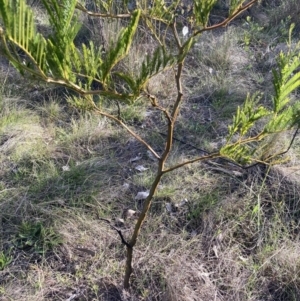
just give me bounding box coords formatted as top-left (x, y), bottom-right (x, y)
top-left (165, 256), bottom-right (221, 301)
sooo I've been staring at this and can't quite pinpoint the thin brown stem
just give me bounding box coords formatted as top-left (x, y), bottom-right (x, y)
top-left (171, 22), bottom-right (182, 49)
top-left (146, 92), bottom-right (172, 124)
top-left (123, 48), bottom-right (186, 288)
top-left (124, 246), bottom-right (133, 288)
top-left (124, 168), bottom-right (164, 288)
top-left (172, 62), bottom-right (184, 120)
top-left (163, 152), bottom-right (221, 173)
top-left (75, 3), bottom-right (131, 18)
top-left (92, 106), bottom-right (161, 160)
top-left (187, 0), bottom-right (259, 42)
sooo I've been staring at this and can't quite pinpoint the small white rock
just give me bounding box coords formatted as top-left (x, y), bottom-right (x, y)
top-left (135, 191), bottom-right (149, 200)
top-left (190, 230), bottom-right (197, 237)
top-left (165, 202), bottom-right (173, 213)
top-left (115, 218), bottom-right (125, 227)
top-left (135, 165), bottom-right (149, 172)
top-left (177, 198), bottom-right (189, 207)
top-left (124, 209), bottom-right (137, 220)
top-left (182, 26), bottom-right (189, 37)
top-left (123, 183), bottom-right (130, 190)
top-left (130, 154), bottom-right (142, 162)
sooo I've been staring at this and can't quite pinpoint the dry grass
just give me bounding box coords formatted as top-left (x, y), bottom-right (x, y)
top-left (266, 0), bottom-right (300, 32)
top-left (1, 1), bottom-right (300, 301)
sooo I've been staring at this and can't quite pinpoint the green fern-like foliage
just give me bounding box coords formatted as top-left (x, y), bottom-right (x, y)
top-left (136, 46), bottom-right (175, 90)
top-left (0, 0), bottom-right (182, 103)
top-left (194, 0), bottom-right (217, 27)
top-left (221, 48), bottom-right (300, 164)
top-left (1, 0), bottom-right (298, 167)
top-left (0, 0), bottom-right (144, 100)
top-left (0, 0), bottom-right (46, 75)
top-left (229, 0), bottom-right (247, 15)
top-left (101, 9), bottom-right (141, 85)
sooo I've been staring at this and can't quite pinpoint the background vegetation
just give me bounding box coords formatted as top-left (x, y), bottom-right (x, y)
top-left (1, 0), bottom-right (300, 300)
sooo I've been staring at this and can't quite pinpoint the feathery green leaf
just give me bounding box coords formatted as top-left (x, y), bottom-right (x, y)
top-left (101, 9), bottom-right (141, 84)
top-left (194, 0), bottom-right (217, 27)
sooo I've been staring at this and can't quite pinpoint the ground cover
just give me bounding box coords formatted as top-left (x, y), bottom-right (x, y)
top-left (1, 0), bottom-right (300, 300)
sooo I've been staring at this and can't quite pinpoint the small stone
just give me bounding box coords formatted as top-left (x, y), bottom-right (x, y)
top-left (123, 209), bottom-right (137, 220)
top-left (135, 191), bottom-right (149, 200)
top-left (135, 165), bottom-right (149, 172)
top-left (115, 218), bottom-right (125, 227)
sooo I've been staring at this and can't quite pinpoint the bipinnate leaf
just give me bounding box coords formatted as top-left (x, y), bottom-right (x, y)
top-left (229, 0), bottom-right (246, 15)
top-left (101, 9), bottom-right (141, 83)
top-left (0, 0), bottom-right (47, 75)
top-left (228, 93), bottom-right (270, 138)
top-left (272, 52), bottom-right (300, 113)
top-left (225, 45), bottom-right (300, 165)
top-left (193, 0), bottom-right (217, 27)
top-left (220, 143), bottom-right (254, 165)
top-left (147, 0), bottom-right (178, 23)
top-left (136, 46), bottom-right (175, 90)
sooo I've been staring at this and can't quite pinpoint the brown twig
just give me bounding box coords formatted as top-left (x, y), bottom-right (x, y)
top-left (191, 0), bottom-right (259, 37)
top-left (99, 218), bottom-right (132, 249)
top-left (92, 105), bottom-right (161, 160)
top-left (123, 44), bottom-right (187, 287)
top-left (163, 152), bottom-right (221, 173)
top-left (75, 3), bottom-right (131, 19)
top-left (146, 92), bottom-right (172, 124)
